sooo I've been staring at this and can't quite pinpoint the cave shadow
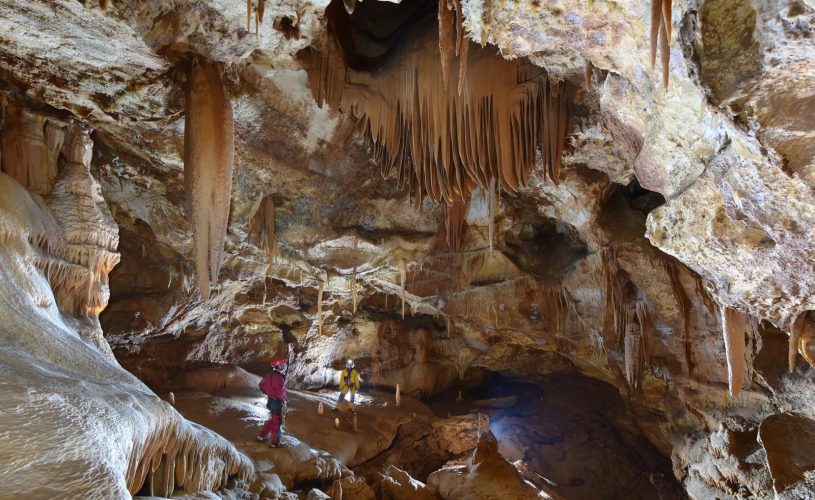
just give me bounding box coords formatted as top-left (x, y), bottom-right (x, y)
top-left (428, 371), bottom-right (686, 500)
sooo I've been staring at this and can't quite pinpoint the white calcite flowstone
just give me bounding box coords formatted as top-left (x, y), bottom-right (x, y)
top-left (0, 171), bottom-right (252, 497)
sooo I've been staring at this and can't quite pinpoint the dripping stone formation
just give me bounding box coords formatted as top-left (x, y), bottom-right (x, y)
top-left (1, 0), bottom-right (815, 499)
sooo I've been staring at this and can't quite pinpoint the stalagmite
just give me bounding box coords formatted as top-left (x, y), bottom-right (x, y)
top-left (721, 306), bottom-right (748, 397)
top-left (318, 281), bottom-right (325, 335)
top-left (399, 259), bottom-right (407, 319)
top-left (184, 59), bottom-right (234, 300)
top-left (395, 384), bottom-right (401, 406)
top-left (168, 392), bottom-right (175, 405)
top-left (318, 402), bottom-right (324, 415)
top-left (353, 412), bottom-right (358, 432)
top-left (334, 417), bottom-right (340, 429)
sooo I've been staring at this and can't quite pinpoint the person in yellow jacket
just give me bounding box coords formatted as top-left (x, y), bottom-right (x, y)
top-left (334, 359), bottom-right (360, 411)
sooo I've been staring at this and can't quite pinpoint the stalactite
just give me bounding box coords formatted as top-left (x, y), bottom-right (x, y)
top-left (1, 101), bottom-right (64, 195)
top-left (438, 0), bottom-right (455, 87)
top-left (395, 384), bottom-right (401, 406)
top-left (99, 0), bottom-right (108, 10)
top-left (635, 301), bottom-right (652, 364)
top-left (789, 313), bottom-right (805, 372)
top-left (299, 13), bottom-right (346, 110)
top-left (624, 319), bottom-right (642, 390)
top-left (602, 248), bottom-right (626, 347)
top-left (585, 60), bottom-right (593, 91)
top-left (351, 237), bottom-right (359, 314)
top-left (487, 178), bottom-right (496, 253)
top-left (789, 312), bottom-right (813, 372)
top-left (399, 259), bottom-right (407, 319)
top-left (721, 306), bottom-right (748, 397)
top-left (257, 0), bottom-right (266, 29)
top-left (184, 59), bottom-right (234, 300)
top-left (665, 257), bottom-right (694, 374)
top-left (649, 0), bottom-right (672, 87)
top-left (246, 0), bottom-right (252, 32)
top-left (317, 281), bottom-right (325, 335)
top-left (446, 198), bottom-right (467, 252)
top-left (248, 195), bottom-right (276, 274)
top-left (262, 278), bottom-right (267, 305)
top-left (123, 416), bottom-right (252, 496)
top-left (451, 0), bottom-right (468, 96)
top-left (303, 16), bottom-right (571, 205)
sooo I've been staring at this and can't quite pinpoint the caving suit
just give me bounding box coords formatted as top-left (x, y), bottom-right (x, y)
top-left (336, 368), bottom-right (360, 407)
top-left (258, 369), bottom-right (287, 445)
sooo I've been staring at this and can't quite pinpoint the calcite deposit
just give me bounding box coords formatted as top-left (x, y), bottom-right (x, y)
top-left (1, 0), bottom-right (814, 498)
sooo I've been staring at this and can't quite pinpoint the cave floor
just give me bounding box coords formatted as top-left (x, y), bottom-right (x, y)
top-left (165, 375), bottom-right (686, 499)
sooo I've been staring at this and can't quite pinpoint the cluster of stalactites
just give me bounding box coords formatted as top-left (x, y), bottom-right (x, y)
top-left (443, 276), bottom-right (568, 332)
top-left (303, 4), bottom-right (570, 237)
top-left (623, 302), bottom-right (652, 390)
top-left (245, 0), bottom-right (267, 34)
top-left (125, 416), bottom-right (253, 496)
top-left (184, 58), bottom-right (235, 300)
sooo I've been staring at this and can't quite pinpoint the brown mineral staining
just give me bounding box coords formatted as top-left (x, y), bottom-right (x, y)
top-left (184, 59), bottom-right (234, 300)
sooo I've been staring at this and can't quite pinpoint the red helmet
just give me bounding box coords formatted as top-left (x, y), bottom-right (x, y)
top-left (272, 357), bottom-right (287, 368)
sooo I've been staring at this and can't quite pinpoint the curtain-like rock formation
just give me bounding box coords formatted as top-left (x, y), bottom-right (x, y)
top-left (184, 58), bottom-right (235, 300)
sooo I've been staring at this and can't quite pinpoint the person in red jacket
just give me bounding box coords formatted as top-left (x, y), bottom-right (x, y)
top-left (257, 357), bottom-right (287, 447)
